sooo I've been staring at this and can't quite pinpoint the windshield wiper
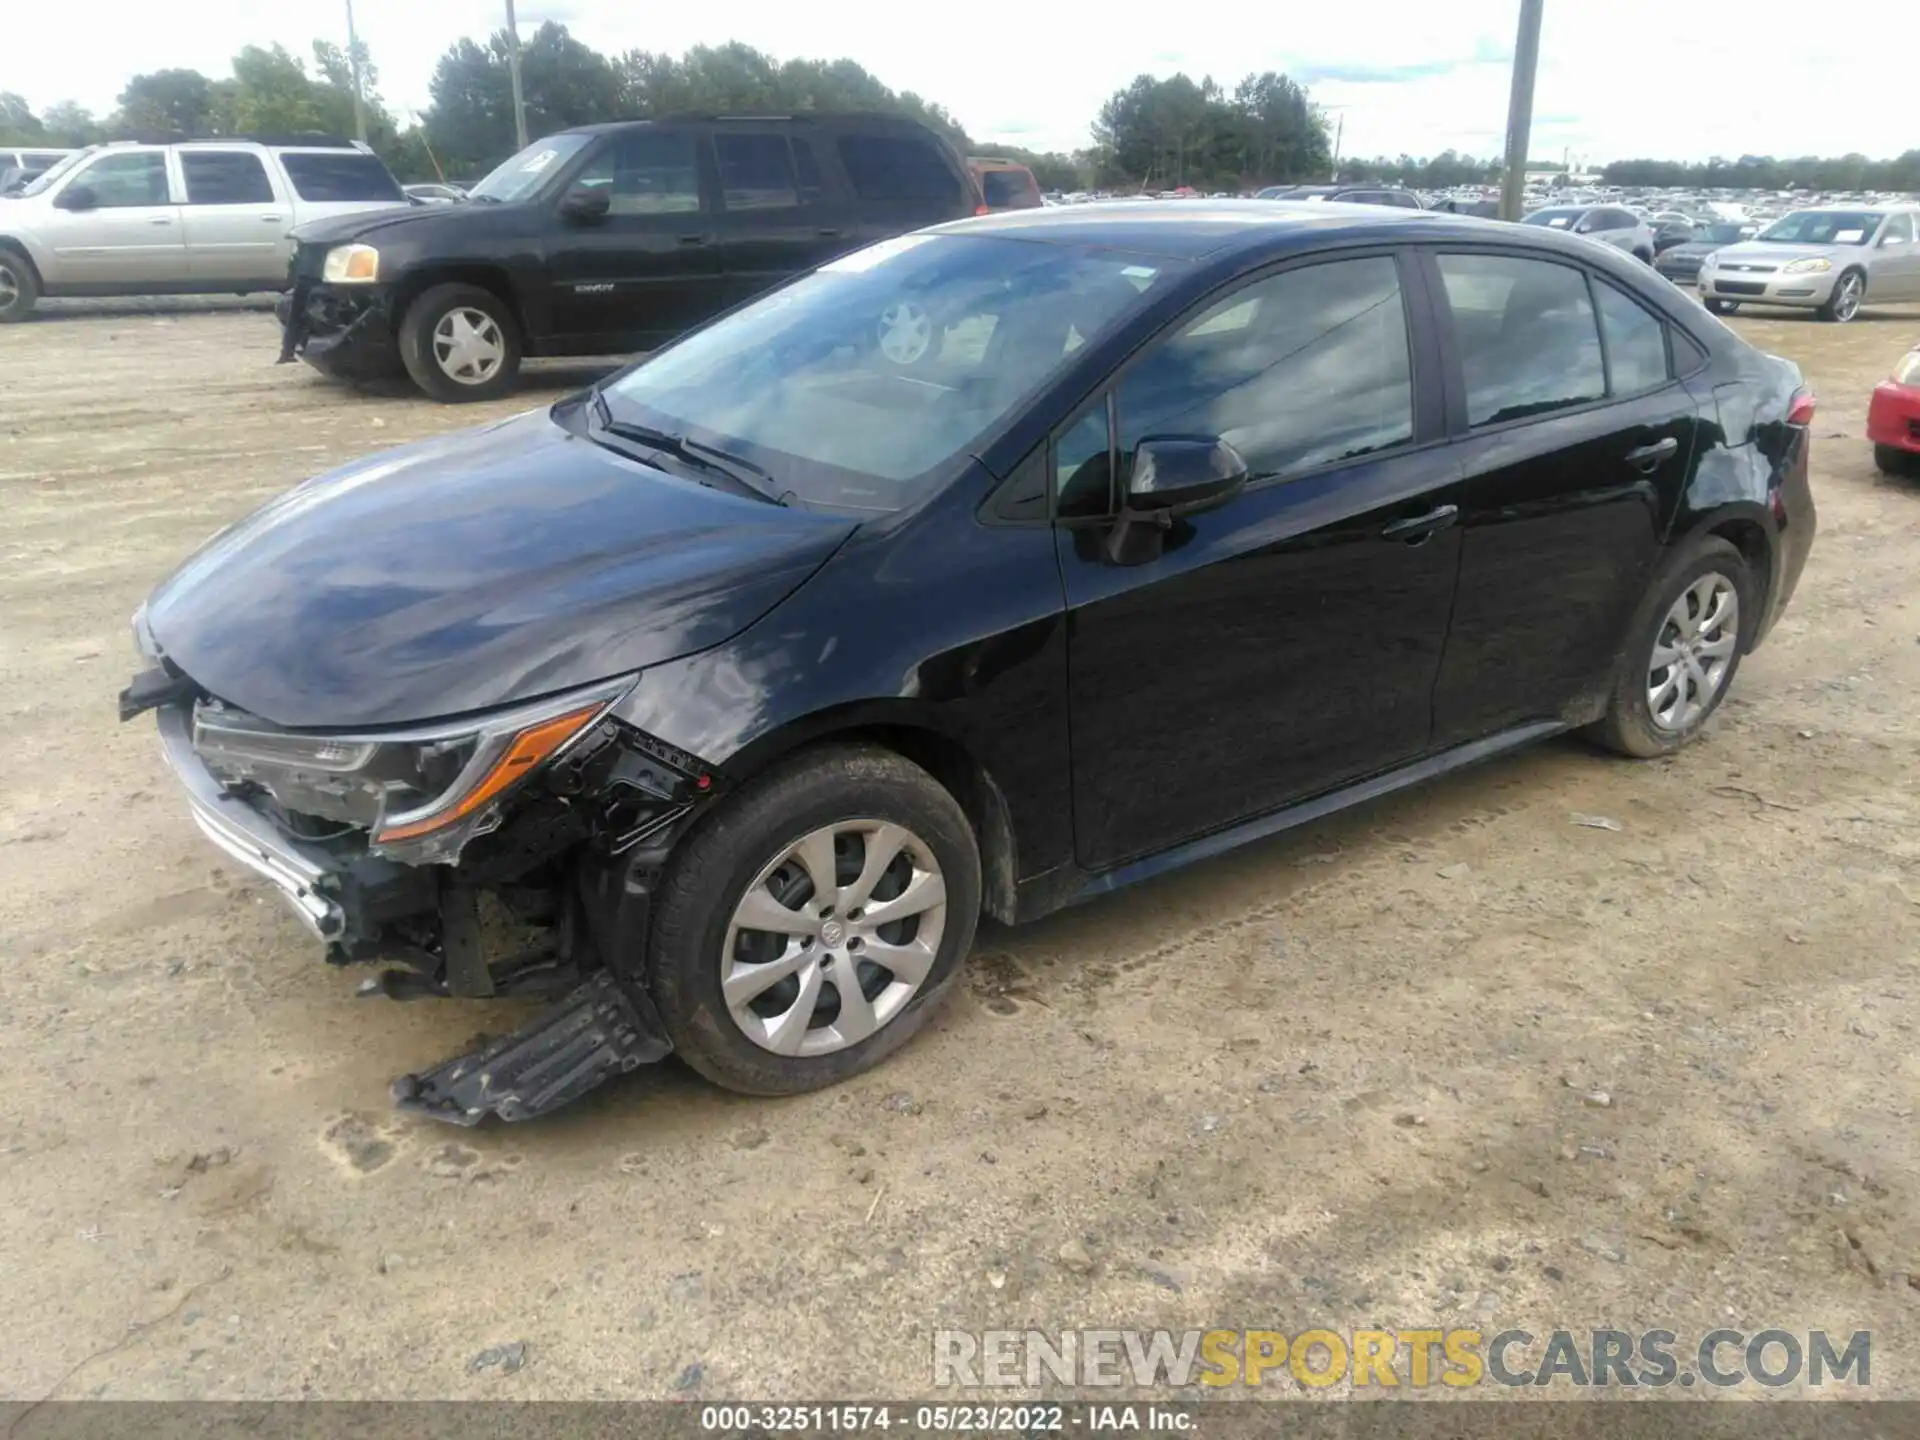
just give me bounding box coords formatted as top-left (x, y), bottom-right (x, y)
top-left (589, 391), bottom-right (790, 505)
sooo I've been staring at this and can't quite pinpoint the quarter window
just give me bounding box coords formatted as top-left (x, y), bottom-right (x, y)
top-left (1114, 255), bottom-right (1414, 481)
top-left (1593, 280), bottom-right (1670, 395)
top-left (836, 134), bottom-right (960, 203)
top-left (715, 133), bottom-right (799, 211)
top-left (71, 152), bottom-right (169, 207)
top-left (180, 151), bottom-right (274, 205)
top-left (1054, 396), bottom-right (1113, 518)
top-left (277, 152), bottom-right (403, 202)
top-left (576, 131), bottom-right (701, 215)
top-left (1437, 253), bottom-right (1606, 427)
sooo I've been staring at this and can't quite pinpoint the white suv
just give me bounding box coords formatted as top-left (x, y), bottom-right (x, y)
top-left (0, 138), bottom-right (410, 321)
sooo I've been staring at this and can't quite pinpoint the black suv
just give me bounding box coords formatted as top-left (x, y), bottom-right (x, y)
top-left (278, 113), bottom-right (985, 401)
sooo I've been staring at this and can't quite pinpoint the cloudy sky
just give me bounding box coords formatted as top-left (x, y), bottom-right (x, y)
top-left (6, 0), bottom-right (1907, 165)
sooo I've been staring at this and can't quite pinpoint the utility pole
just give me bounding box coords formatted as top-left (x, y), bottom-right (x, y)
top-left (1498, 0), bottom-right (1544, 222)
top-left (1332, 112), bottom-right (1344, 180)
top-left (504, 0), bottom-right (529, 151)
top-left (343, 0), bottom-right (368, 144)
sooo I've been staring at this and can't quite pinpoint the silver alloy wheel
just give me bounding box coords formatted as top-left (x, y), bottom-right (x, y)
top-left (1647, 572), bottom-right (1739, 732)
top-left (1831, 273), bottom-right (1863, 322)
top-left (0, 265), bottom-right (17, 310)
top-left (431, 306), bottom-right (506, 384)
top-left (720, 819), bottom-right (948, 1058)
top-left (877, 301), bottom-right (933, 365)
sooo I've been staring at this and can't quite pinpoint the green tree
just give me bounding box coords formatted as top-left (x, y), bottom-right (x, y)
top-left (1092, 71), bottom-right (1330, 190)
top-left (0, 92), bottom-right (44, 144)
top-left (114, 69), bottom-right (219, 136)
top-left (38, 102), bottom-right (103, 147)
top-left (423, 22), bottom-right (621, 175)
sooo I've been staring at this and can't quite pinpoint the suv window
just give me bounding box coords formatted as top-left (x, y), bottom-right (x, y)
top-left (980, 170), bottom-right (1036, 208)
top-left (73, 152), bottom-right (169, 207)
top-left (836, 134), bottom-right (960, 203)
top-left (715, 133), bottom-right (799, 211)
top-left (1592, 280), bottom-right (1670, 395)
top-left (277, 152), bottom-right (403, 203)
top-left (1437, 253), bottom-right (1606, 427)
top-left (575, 131), bottom-right (701, 215)
top-left (181, 150), bottom-right (274, 205)
top-left (1114, 255), bottom-right (1414, 482)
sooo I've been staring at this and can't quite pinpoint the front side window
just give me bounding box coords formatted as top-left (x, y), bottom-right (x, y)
top-left (277, 152), bottom-right (404, 203)
top-left (1114, 255), bottom-right (1414, 481)
top-left (1881, 213), bottom-right (1914, 245)
top-left (575, 131), bottom-right (701, 215)
top-left (181, 151), bottom-right (274, 205)
top-left (1593, 280), bottom-right (1670, 395)
top-left (1437, 253), bottom-right (1605, 427)
top-left (72, 152), bottom-right (168, 208)
top-left (836, 134), bottom-right (960, 203)
top-left (715, 133), bottom-right (799, 211)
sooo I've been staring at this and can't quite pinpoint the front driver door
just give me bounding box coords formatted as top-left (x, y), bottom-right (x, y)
top-left (44, 148), bottom-right (185, 286)
top-left (1057, 251), bottom-right (1466, 871)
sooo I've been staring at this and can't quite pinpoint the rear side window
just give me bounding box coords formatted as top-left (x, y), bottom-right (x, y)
top-left (277, 152), bottom-right (403, 203)
top-left (836, 134), bottom-right (960, 203)
top-left (1593, 280), bottom-right (1670, 395)
top-left (715, 133), bottom-right (798, 211)
top-left (1437, 253), bottom-right (1606, 427)
top-left (1115, 255), bottom-right (1414, 480)
top-left (981, 169), bottom-right (1037, 207)
top-left (181, 151), bottom-right (273, 205)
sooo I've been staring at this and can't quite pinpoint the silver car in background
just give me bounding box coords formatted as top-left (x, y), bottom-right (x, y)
top-left (1521, 203), bottom-right (1657, 264)
top-left (0, 138), bottom-right (410, 322)
top-left (1699, 206), bottom-right (1920, 322)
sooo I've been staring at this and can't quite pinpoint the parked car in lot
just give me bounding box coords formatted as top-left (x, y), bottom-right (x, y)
top-left (1521, 204), bottom-right (1657, 263)
top-left (1, 165), bottom-right (48, 197)
top-left (1256, 183), bottom-right (1423, 209)
top-left (1699, 206), bottom-right (1920, 322)
top-left (0, 137), bottom-right (408, 322)
top-left (0, 146), bottom-right (73, 177)
top-left (125, 202), bottom-right (1816, 1122)
top-left (968, 157), bottom-right (1043, 210)
top-left (1654, 221), bottom-right (1754, 284)
top-left (279, 112), bottom-right (987, 401)
top-left (1869, 344), bottom-right (1920, 475)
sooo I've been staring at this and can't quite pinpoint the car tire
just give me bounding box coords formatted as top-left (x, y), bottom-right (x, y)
top-left (1633, 249), bottom-right (1653, 265)
top-left (398, 282), bottom-right (521, 402)
top-left (1817, 269), bottom-right (1865, 324)
top-left (1587, 536), bottom-right (1754, 760)
top-left (646, 743), bottom-right (982, 1096)
top-left (1704, 298), bottom-right (1738, 316)
top-left (0, 249), bottom-right (40, 323)
top-left (1877, 443), bottom-right (1920, 478)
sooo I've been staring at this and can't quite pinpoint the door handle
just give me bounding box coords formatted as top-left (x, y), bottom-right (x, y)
top-left (677, 234), bottom-right (707, 246)
top-left (1624, 437), bottom-right (1680, 470)
top-left (1380, 504), bottom-right (1459, 543)
top-left (148, 216), bottom-right (173, 226)
top-left (817, 227), bottom-right (845, 238)
top-left (259, 214), bottom-right (285, 224)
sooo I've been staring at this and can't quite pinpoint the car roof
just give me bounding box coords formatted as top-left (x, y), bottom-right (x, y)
top-left (562, 111), bottom-right (946, 136)
top-left (931, 198), bottom-right (1571, 262)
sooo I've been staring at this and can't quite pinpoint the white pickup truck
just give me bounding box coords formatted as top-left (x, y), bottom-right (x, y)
top-left (0, 137), bottom-right (411, 321)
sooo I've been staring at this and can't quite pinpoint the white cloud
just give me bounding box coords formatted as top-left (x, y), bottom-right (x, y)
top-left (5, 0), bottom-right (1912, 164)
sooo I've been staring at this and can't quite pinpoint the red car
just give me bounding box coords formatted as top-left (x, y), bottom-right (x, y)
top-left (1869, 345), bottom-right (1920, 475)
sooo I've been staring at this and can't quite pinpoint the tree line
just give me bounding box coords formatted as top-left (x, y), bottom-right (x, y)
top-left (3, 29), bottom-right (1915, 197)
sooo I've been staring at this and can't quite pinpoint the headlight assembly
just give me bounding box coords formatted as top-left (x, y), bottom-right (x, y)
top-left (1892, 350), bottom-right (1920, 387)
top-left (321, 243), bottom-right (380, 283)
top-left (1782, 257), bottom-right (1832, 274)
top-left (191, 675), bottom-right (635, 862)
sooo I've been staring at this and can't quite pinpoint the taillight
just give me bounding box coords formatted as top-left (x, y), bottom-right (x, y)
top-left (1788, 390), bottom-right (1816, 426)
top-left (974, 203), bottom-right (990, 216)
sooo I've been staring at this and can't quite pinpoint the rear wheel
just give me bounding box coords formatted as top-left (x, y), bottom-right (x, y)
top-left (1877, 443), bottom-right (1920, 477)
top-left (1588, 537), bottom-right (1753, 759)
top-left (398, 282), bottom-right (521, 402)
top-left (1818, 270), bottom-right (1865, 323)
top-left (0, 249), bottom-right (39, 322)
top-left (647, 744), bottom-right (982, 1095)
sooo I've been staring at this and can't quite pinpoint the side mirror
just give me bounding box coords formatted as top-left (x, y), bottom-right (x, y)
top-left (1103, 435), bottom-right (1248, 564)
top-left (54, 183), bottom-right (97, 212)
top-left (559, 185), bottom-right (610, 221)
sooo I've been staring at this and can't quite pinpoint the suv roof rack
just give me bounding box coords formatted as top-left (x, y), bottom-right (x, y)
top-left (103, 134), bottom-right (366, 150)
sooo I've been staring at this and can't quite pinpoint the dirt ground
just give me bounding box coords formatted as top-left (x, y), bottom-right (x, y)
top-left (2, 293), bottom-right (1918, 1405)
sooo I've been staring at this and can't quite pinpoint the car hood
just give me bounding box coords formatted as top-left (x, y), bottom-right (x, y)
top-left (1659, 242), bottom-right (1723, 262)
top-left (1709, 240), bottom-right (1856, 267)
top-left (143, 409), bottom-right (857, 729)
top-left (288, 204), bottom-right (464, 248)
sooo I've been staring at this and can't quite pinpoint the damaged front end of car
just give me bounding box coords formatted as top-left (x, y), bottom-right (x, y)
top-left (121, 644), bottom-right (720, 1126)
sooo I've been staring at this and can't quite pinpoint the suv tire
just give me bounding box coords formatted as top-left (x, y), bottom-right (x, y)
top-left (647, 743), bottom-right (982, 1095)
top-left (1588, 536), bottom-right (1754, 759)
top-left (398, 282), bottom-right (521, 402)
top-left (0, 249), bottom-right (39, 323)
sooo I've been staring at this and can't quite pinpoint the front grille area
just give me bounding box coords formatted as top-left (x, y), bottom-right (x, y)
top-left (1716, 281), bottom-right (1767, 297)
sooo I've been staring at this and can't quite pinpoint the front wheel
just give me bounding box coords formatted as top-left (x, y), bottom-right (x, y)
top-left (0, 250), bottom-right (39, 322)
top-left (1877, 443), bottom-right (1920, 478)
top-left (398, 282), bottom-right (522, 402)
top-left (1817, 271), bottom-right (1865, 324)
top-left (647, 744), bottom-right (982, 1095)
top-left (1587, 537), bottom-right (1754, 759)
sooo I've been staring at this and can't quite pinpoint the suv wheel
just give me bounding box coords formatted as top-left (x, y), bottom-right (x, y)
top-left (1588, 536), bottom-right (1753, 759)
top-left (0, 250), bottom-right (39, 323)
top-left (399, 283), bottom-right (521, 402)
top-left (1818, 270), bottom-right (1865, 324)
top-left (647, 744), bottom-right (981, 1095)
top-left (1877, 443), bottom-right (1919, 478)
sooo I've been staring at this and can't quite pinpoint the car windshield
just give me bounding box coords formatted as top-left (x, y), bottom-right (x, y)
top-left (1699, 223), bottom-right (1747, 244)
top-left (1522, 208), bottom-right (1584, 229)
top-left (600, 233), bottom-right (1172, 510)
top-left (1756, 210), bottom-right (1880, 246)
top-left (466, 134), bottom-right (595, 203)
top-left (17, 148), bottom-right (88, 198)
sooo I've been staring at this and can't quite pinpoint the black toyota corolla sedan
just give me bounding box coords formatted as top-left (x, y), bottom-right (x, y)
top-left (123, 202), bottom-right (1816, 1124)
